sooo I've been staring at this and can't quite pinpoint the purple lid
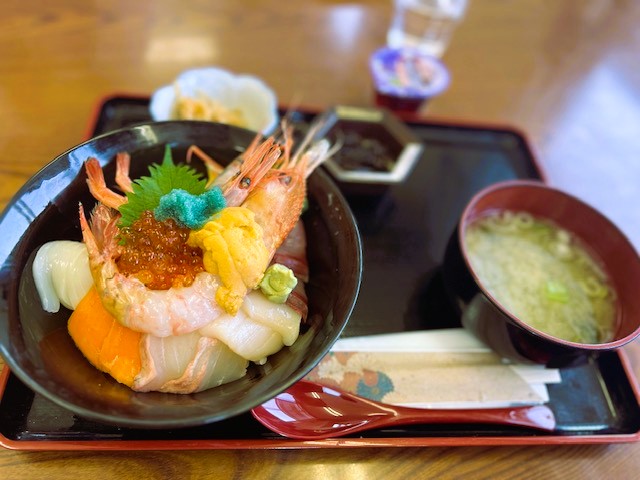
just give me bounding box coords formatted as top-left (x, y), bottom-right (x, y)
top-left (369, 46), bottom-right (450, 99)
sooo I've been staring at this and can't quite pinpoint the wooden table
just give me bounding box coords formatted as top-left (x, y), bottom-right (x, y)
top-left (2, 0), bottom-right (640, 477)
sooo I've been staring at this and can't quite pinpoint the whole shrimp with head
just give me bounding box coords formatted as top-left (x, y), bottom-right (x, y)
top-left (80, 121), bottom-right (334, 338)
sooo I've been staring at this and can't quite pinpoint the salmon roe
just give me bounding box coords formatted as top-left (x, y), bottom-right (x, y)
top-left (116, 211), bottom-right (205, 290)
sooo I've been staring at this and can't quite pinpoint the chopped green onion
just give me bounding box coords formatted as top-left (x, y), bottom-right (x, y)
top-left (545, 280), bottom-right (569, 303)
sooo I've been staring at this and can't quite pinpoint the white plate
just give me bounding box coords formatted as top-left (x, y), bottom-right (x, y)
top-left (149, 67), bottom-right (278, 134)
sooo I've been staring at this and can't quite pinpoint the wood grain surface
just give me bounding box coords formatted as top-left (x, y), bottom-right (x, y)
top-left (2, 0), bottom-right (640, 478)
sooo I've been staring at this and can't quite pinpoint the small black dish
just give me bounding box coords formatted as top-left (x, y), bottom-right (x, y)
top-left (313, 106), bottom-right (423, 195)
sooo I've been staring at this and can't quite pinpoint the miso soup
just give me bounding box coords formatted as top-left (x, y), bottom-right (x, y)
top-left (464, 211), bottom-right (617, 344)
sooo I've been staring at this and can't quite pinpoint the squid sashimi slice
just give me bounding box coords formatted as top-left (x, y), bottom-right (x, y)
top-left (160, 338), bottom-right (248, 393)
top-left (199, 311), bottom-right (284, 364)
top-left (134, 332), bottom-right (248, 393)
top-left (33, 240), bottom-right (94, 313)
top-left (241, 291), bottom-right (301, 346)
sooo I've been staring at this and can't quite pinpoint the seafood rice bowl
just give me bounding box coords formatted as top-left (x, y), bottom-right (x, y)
top-left (0, 120), bottom-right (362, 428)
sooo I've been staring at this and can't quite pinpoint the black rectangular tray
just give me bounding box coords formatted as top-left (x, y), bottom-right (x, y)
top-left (1, 96), bottom-right (639, 449)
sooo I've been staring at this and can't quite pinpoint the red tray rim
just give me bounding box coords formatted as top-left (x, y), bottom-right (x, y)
top-left (1, 361), bottom-right (640, 450)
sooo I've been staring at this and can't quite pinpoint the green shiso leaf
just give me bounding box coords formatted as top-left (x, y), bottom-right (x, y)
top-left (118, 145), bottom-right (207, 227)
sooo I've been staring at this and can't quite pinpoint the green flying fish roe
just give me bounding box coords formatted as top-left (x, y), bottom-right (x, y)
top-left (154, 187), bottom-right (226, 229)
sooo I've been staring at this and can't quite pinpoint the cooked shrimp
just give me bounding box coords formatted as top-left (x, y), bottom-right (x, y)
top-left (219, 136), bottom-right (282, 207)
top-left (85, 134), bottom-right (281, 210)
top-left (85, 157), bottom-right (127, 209)
top-left (239, 129), bottom-right (327, 255)
top-left (186, 132), bottom-right (263, 188)
top-left (80, 203), bottom-right (225, 336)
top-left (84, 152), bottom-right (135, 208)
top-left (186, 130), bottom-right (322, 314)
top-left (186, 145), bottom-right (224, 185)
top-left (115, 152), bottom-right (133, 193)
top-left (81, 122), bottom-right (333, 337)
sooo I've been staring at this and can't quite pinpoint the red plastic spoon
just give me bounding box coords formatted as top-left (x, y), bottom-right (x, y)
top-left (251, 380), bottom-right (556, 440)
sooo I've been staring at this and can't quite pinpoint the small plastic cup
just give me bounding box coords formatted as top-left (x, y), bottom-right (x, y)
top-left (369, 46), bottom-right (450, 113)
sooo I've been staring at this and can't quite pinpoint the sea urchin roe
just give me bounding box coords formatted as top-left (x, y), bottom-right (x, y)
top-left (117, 210), bottom-right (204, 290)
top-left (188, 206), bottom-right (269, 315)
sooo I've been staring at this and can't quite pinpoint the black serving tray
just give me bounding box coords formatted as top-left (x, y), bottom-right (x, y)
top-left (1, 96), bottom-right (639, 450)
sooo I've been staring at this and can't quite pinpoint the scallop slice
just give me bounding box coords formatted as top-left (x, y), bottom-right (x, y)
top-left (134, 332), bottom-right (248, 393)
top-left (199, 311), bottom-right (284, 365)
top-left (241, 290), bottom-right (301, 346)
